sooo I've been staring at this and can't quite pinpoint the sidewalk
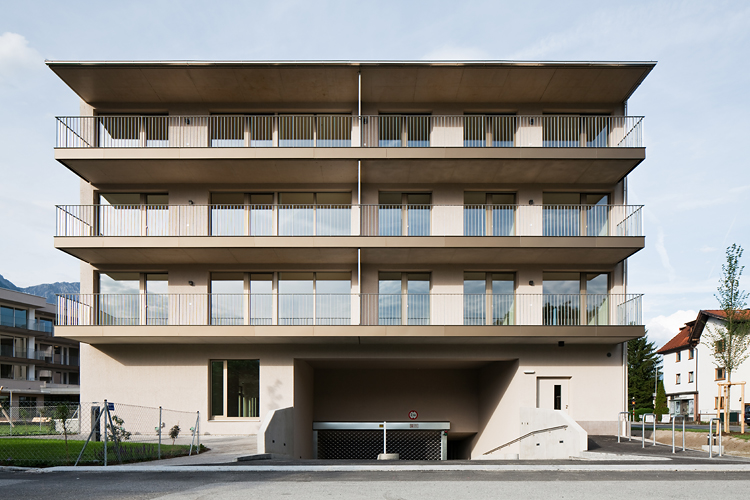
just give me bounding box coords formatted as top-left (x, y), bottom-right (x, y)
top-left (122, 435), bottom-right (257, 466)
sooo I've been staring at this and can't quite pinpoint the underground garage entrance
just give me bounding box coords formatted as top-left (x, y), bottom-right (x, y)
top-left (297, 358), bottom-right (517, 460)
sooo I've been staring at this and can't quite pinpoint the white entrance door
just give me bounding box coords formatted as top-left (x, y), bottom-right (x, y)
top-left (537, 378), bottom-right (570, 412)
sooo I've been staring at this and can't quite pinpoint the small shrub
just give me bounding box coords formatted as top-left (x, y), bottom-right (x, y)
top-left (169, 425), bottom-right (180, 445)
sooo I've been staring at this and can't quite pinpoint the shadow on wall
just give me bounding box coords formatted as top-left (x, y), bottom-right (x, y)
top-left (470, 359), bottom-right (519, 458)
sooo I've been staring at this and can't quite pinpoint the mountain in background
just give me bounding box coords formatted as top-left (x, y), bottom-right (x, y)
top-left (0, 274), bottom-right (80, 304)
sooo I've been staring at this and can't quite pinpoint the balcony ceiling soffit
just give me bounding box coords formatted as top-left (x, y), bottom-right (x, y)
top-left (48, 64), bottom-right (653, 105)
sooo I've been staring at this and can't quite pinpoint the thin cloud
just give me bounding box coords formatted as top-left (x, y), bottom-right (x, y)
top-left (0, 32), bottom-right (42, 88)
top-left (646, 309), bottom-right (698, 349)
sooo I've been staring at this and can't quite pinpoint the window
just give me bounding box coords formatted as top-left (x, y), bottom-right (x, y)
top-left (716, 367), bottom-right (725, 380)
top-left (542, 193), bottom-right (610, 237)
top-left (463, 192), bottom-right (516, 236)
top-left (714, 340), bottom-right (725, 353)
top-left (463, 114), bottom-right (516, 147)
top-left (279, 272), bottom-right (351, 325)
top-left (715, 396), bottom-right (725, 409)
top-left (675, 374), bottom-right (681, 384)
top-left (98, 193), bottom-right (169, 237)
top-left (688, 372), bottom-right (694, 383)
top-left (377, 192), bottom-right (431, 236)
top-left (210, 360), bottom-right (260, 419)
top-left (463, 272), bottom-right (515, 325)
top-left (688, 348), bottom-right (694, 360)
top-left (676, 351), bottom-right (681, 362)
top-left (0, 306), bottom-right (27, 329)
top-left (378, 272), bottom-right (430, 325)
top-left (542, 272), bottom-right (609, 326)
top-left (279, 192), bottom-right (351, 236)
top-left (377, 114), bottom-right (430, 147)
top-left (542, 114), bottom-right (610, 148)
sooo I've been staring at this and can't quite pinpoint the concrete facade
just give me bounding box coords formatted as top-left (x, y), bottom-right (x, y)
top-left (49, 60), bottom-right (652, 459)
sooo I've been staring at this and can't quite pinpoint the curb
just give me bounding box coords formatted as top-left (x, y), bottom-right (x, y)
top-left (34, 463), bottom-right (750, 473)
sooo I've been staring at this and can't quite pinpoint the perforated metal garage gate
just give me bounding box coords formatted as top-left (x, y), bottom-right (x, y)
top-left (312, 422), bottom-right (450, 460)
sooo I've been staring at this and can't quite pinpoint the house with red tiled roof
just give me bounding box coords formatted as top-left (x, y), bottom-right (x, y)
top-left (658, 310), bottom-right (750, 422)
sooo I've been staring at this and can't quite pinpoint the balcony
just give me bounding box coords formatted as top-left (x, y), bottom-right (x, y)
top-left (54, 204), bottom-right (644, 266)
top-left (0, 345), bottom-right (27, 359)
top-left (54, 115), bottom-right (645, 185)
top-left (56, 115), bottom-right (643, 149)
top-left (57, 293), bottom-right (642, 328)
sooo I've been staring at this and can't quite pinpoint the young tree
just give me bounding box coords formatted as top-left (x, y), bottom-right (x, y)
top-left (702, 244), bottom-right (750, 433)
top-left (628, 335), bottom-right (661, 410)
top-left (654, 380), bottom-right (668, 418)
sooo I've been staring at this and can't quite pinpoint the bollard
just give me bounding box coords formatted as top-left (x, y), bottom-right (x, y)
top-left (708, 418), bottom-right (722, 458)
top-left (617, 411), bottom-right (629, 443)
top-left (672, 415), bottom-right (686, 453)
top-left (641, 413), bottom-right (656, 448)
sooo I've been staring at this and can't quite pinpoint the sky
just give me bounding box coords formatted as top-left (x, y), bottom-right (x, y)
top-left (1, 0), bottom-right (748, 348)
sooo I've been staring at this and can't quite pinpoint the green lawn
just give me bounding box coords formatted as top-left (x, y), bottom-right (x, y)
top-left (0, 438), bottom-right (203, 467)
top-left (0, 424), bottom-right (61, 437)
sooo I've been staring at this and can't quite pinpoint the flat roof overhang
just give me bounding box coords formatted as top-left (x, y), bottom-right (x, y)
top-left (54, 148), bottom-right (645, 185)
top-left (46, 60), bottom-right (655, 106)
top-left (55, 324), bottom-right (645, 345)
top-left (54, 235), bottom-right (645, 266)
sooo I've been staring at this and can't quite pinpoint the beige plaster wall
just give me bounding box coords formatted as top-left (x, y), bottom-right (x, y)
top-left (80, 341), bottom-right (626, 456)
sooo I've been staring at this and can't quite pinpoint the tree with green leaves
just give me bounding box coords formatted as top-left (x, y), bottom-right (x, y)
top-left (628, 335), bottom-right (661, 411)
top-left (654, 380), bottom-right (668, 418)
top-left (702, 244), bottom-right (750, 433)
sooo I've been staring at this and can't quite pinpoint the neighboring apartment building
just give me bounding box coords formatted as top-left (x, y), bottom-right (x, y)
top-left (50, 60), bottom-right (651, 459)
top-left (659, 310), bottom-right (750, 422)
top-left (0, 288), bottom-right (80, 406)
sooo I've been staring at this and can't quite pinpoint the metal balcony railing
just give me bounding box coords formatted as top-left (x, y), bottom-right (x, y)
top-left (55, 204), bottom-right (643, 238)
top-left (55, 115), bottom-right (644, 148)
top-left (0, 345), bottom-right (28, 359)
top-left (56, 293), bottom-right (643, 327)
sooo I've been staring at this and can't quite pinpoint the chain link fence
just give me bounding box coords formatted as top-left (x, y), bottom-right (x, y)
top-left (0, 401), bottom-right (202, 467)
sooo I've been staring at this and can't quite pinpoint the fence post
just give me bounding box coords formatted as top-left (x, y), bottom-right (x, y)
top-left (103, 399), bottom-right (108, 466)
top-left (189, 411), bottom-right (199, 456)
top-left (158, 406), bottom-right (162, 460)
top-left (75, 405), bottom-right (104, 466)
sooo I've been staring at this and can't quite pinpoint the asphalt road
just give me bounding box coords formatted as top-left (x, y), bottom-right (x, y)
top-left (2, 470), bottom-right (750, 499)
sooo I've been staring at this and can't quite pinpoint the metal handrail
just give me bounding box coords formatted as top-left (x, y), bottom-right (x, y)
top-left (55, 204), bottom-right (645, 238)
top-left (708, 417), bottom-right (722, 458)
top-left (55, 292), bottom-right (643, 327)
top-left (483, 425), bottom-right (569, 455)
top-left (672, 414), bottom-right (686, 453)
top-left (55, 114), bottom-right (645, 149)
top-left (642, 413), bottom-right (656, 448)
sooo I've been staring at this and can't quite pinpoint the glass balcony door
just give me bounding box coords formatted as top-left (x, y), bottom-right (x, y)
top-left (210, 274), bottom-right (244, 325)
top-left (378, 115), bottom-right (431, 147)
top-left (98, 193), bottom-right (169, 237)
top-left (145, 274), bottom-right (168, 325)
top-left (463, 273), bottom-right (515, 325)
top-left (378, 273), bottom-right (430, 325)
top-left (543, 193), bottom-right (609, 237)
top-left (279, 192), bottom-right (351, 236)
top-left (378, 193), bottom-right (431, 236)
top-left (464, 193), bottom-right (515, 236)
top-left (278, 272), bottom-right (351, 325)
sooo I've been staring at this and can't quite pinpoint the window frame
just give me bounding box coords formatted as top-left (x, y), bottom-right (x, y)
top-left (675, 373), bottom-right (681, 385)
top-left (209, 359), bottom-right (261, 421)
top-left (715, 367), bottom-right (726, 381)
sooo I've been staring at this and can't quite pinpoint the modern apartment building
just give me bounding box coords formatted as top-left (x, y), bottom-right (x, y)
top-left (50, 60), bottom-right (651, 459)
top-left (0, 288), bottom-right (80, 406)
